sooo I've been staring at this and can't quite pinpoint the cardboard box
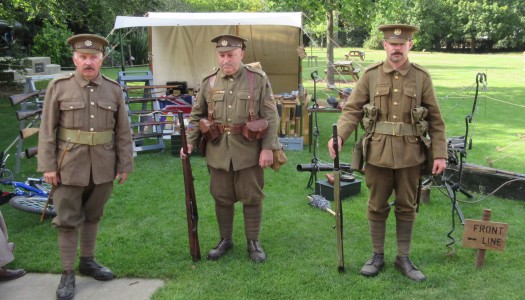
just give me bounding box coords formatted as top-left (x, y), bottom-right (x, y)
top-left (279, 137), bottom-right (303, 151)
top-left (314, 179), bottom-right (361, 201)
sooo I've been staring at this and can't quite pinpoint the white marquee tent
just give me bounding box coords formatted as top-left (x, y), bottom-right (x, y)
top-left (112, 12), bottom-right (303, 94)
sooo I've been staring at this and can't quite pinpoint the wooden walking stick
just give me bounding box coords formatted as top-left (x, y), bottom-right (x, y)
top-left (40, 139), bottom-right (70, 223)
top-left (333, 124), bottom-right (345, 273)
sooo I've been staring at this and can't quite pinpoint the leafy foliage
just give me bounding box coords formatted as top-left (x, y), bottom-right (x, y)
top-left (31, 21), bottom-right (73, 67)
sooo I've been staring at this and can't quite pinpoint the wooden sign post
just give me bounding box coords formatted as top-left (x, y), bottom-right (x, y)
top-left (462, 209), bottom-right (508, 268)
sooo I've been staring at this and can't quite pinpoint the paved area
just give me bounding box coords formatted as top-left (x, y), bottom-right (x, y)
top-left (0, 273), bottom-right (165, 300)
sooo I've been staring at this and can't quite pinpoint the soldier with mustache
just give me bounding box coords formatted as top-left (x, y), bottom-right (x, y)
top-left (38, 34), bottom-right (134, 300)
top-left (328, 24), bottom-right (447, 281)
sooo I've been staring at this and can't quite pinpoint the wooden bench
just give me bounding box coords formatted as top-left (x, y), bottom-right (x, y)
top-left (344, 50), bottom-right (365, 61)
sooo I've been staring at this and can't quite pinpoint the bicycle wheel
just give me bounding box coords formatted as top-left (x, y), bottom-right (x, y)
top-left (9, 196), bottom-right (57, 218)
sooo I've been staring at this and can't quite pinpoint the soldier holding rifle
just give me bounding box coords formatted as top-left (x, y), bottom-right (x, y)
top-left (181, 34), bottom-right (280, 263)
top-left (38, 34), bottom-right (133, 300)
top-left (328, 24), bottom-right (447, 281)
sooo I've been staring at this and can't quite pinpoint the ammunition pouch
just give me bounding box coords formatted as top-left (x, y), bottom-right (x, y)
top-left (420, 136), bottom-right (433, 175)
top-left (361, 103), bottom-right (378, 132)
top-left (199, 118), bottom-right (220, 142)
top-left (351, 135), bottom-right (368, 174)
top-left (242, 119), bottom-right (268, 142)
top-left (411, 106), bottom-right (429, 136)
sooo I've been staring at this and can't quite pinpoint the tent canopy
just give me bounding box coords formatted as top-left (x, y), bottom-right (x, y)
top-left (113, 12), bottom-right (303, 94)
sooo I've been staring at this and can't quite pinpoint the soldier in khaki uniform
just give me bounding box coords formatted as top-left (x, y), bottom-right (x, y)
top-left (38, 34), bottom-right (133, 300)
top-left (328, 24), bottom-right (447, 281)
top-left (0, 210), bottom-right (26, 281)
top-left (181, 34), bottom-right (280, 263)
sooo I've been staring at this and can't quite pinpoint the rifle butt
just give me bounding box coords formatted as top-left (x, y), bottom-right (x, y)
top-left (20, 128), bottom-right (39, 139)
top-left (24, 147), bottom-right (38, 159)
top-left (10, 90), bottom-right (45, 106)
top-left (16, 109), bottom-right (42, 121)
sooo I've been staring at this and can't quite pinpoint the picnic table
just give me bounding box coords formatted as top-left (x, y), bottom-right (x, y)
top-left (326, 60), bottom-right (360, 81)
top-left (344, 50), bottom-right (365, 61)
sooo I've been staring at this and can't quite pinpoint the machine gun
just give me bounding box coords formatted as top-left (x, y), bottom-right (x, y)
top-left (178, 111), bottom-right (201, 262)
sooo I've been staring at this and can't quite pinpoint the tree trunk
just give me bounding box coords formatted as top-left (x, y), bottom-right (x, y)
top-left (326, 9), bottom-right (335, 87)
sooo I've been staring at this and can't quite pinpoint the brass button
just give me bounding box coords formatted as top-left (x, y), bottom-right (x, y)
top-left (227, 118), bottom-right (232, 122)
top-left (230, 78), bottom-right (234, 81)
top-left (108, 106), bottom-right (112, 109)
top-left (90, 115), bottom-right (94, 119)
top-left (393, 102), bottom-right (398, 105)
top-left (395, 76), bottom-right (399, 80)
top-left (69, 106), bottom-right (74, 109)
top-left (393, 115), bottom-right (397, 119)
top-left (229, 91), bottom-right (233, 94)
top-left (90, 102), bottom-right (95, 105)
top-left (90, 128), bottom-right (94, 131)
top-left (228, 105), bottom-right (232, 109)
top-left (394, 89), bottom-right (399, 92)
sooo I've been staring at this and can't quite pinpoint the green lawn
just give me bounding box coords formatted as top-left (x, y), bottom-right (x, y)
top-left (1, 48), bottom-right (524, 299)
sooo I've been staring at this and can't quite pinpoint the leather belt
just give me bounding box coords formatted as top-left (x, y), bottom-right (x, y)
top-left (373, 121), bottom-right (415, 136)
top-left (57, 127), bottom-right (113, 145)
top-left (216, 123), bottom-right (243, 135)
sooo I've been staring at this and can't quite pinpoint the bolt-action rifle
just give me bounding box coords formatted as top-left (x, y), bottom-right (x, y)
top-left (10, 89), bottom-right (46, 106)
top-left (333, 124), bottom-right (345, 273)
top-left (178, 111), bottom-right (201, 262)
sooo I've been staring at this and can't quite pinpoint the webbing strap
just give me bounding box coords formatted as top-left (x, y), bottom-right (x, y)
top-left (207, 75), bottom-right (216, 121)
top-left (247, 70), bottom-right (256, 122)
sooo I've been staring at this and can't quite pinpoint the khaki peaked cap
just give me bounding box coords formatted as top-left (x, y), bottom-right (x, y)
top-left (378, 24), bottom-right (419, 43)
top-left (67, 34), bottom-right (108, 54)
top-left (211, 34), bottom-right (247, 51)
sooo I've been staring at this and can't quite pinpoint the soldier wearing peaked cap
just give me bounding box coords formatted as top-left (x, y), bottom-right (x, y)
top-left (328, 24), bottom-right (447, 282)
top-left (181, 34), bottom-right (281, 263)
top-left (38, 33), bottom-right (133, 300)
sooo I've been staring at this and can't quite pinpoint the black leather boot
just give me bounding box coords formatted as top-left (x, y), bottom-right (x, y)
top-left (56, 270), bottom-right (75, 300)
top-left (207, 239), bottom-right (233, 260)
top-left (247, 240), bottom-right (266, 263)
top-left (79, 257), bottom-right (115, 281)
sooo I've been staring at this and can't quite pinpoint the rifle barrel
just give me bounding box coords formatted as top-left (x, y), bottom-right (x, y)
top-left (16, 109), bottom-right (42, 121)
top-left (178, 111), bottom-right (201, 261)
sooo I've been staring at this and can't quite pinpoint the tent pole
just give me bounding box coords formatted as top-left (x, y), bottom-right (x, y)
top-left (119, 30), bottom-right (125, 71)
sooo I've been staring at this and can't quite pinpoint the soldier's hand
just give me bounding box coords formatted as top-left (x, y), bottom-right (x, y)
top-left (115, 172), bottom-right (128, 184)
top-left (180, 144), bottom-right (193, 158)
top-left (433, 158), bottom-right (447, 175)
top-left (327, 136), bottom-right (343, 159)
top-left (44, 171), bottom-right (59, 186)
top-left (259, 149), bottom-right (273, 168)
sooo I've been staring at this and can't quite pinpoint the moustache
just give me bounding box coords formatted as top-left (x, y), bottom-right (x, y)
top-left (391, 51), bottom-right (403, 55)
top-left (83, 66), bottom-right (95, 71)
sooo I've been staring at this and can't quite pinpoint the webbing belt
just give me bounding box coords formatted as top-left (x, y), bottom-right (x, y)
top-left (57, 127), bottom-right (113, 145)
top-left (373, 122), bottom-right (415, 136)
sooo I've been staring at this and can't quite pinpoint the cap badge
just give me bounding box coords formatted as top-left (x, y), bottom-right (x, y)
top-left (221, 40), bottom-right (228, 47)
top-left (85, 40), bottom-right (93, 47)
top-left (394, 29), bottom-right (402, 36)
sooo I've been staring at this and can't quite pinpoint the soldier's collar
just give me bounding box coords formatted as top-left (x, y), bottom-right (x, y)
top-left (382, 59), bottom-right (411, 76)
top-left (74, 70), bottom-right (102, 87)
top-left (219, 63), bottom-right (245, 79)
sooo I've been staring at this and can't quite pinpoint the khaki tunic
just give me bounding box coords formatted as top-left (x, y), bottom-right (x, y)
top-left (336, 60), bottom-right (447, 221)
top-left (337, 60), bottom-right (447, 167)
top-left (187, 64), bottom-right (281, 172)
top-left (38, 71), bottom-right (134, 186)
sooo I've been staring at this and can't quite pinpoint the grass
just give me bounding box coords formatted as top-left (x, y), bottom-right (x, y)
top-left (1, 48), bottom-right (524, 299)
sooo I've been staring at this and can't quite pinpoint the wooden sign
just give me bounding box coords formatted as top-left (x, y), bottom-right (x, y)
top-left (463, 219), bottom-right (508, 251)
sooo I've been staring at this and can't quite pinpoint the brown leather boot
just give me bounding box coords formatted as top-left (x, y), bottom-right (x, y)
top-left (247, 240), bottom-right (266, 263)
top-left (395, 256), bottom-right (426, 282)
top-left (207, 239), bottom-right (233, 260)
top-left (56, 270), bottom-right (75, 300)
top-left (360, 252), bottom-right (385, 277)
top-left (79, 257), bottom-right (115, 281)
top-left (0, 267), bottom-right (26, 281)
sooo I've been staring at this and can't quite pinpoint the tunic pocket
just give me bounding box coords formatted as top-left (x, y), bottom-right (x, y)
top-left (97, 100), bottom-right (117, 128)
top-left (209, 93), bottom-right (225, 120)
top-left (59, 101), bottom-right (85, 128)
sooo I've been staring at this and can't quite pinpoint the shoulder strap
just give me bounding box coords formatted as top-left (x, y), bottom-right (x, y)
top-left (415, 67), bottom-right (423, 106)
top-left (368, 68), bottom-right (378, 106)
top-left (207, 75), bottom-right (216, 121)
top-left (247, 70), bottom-right (256, 121)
